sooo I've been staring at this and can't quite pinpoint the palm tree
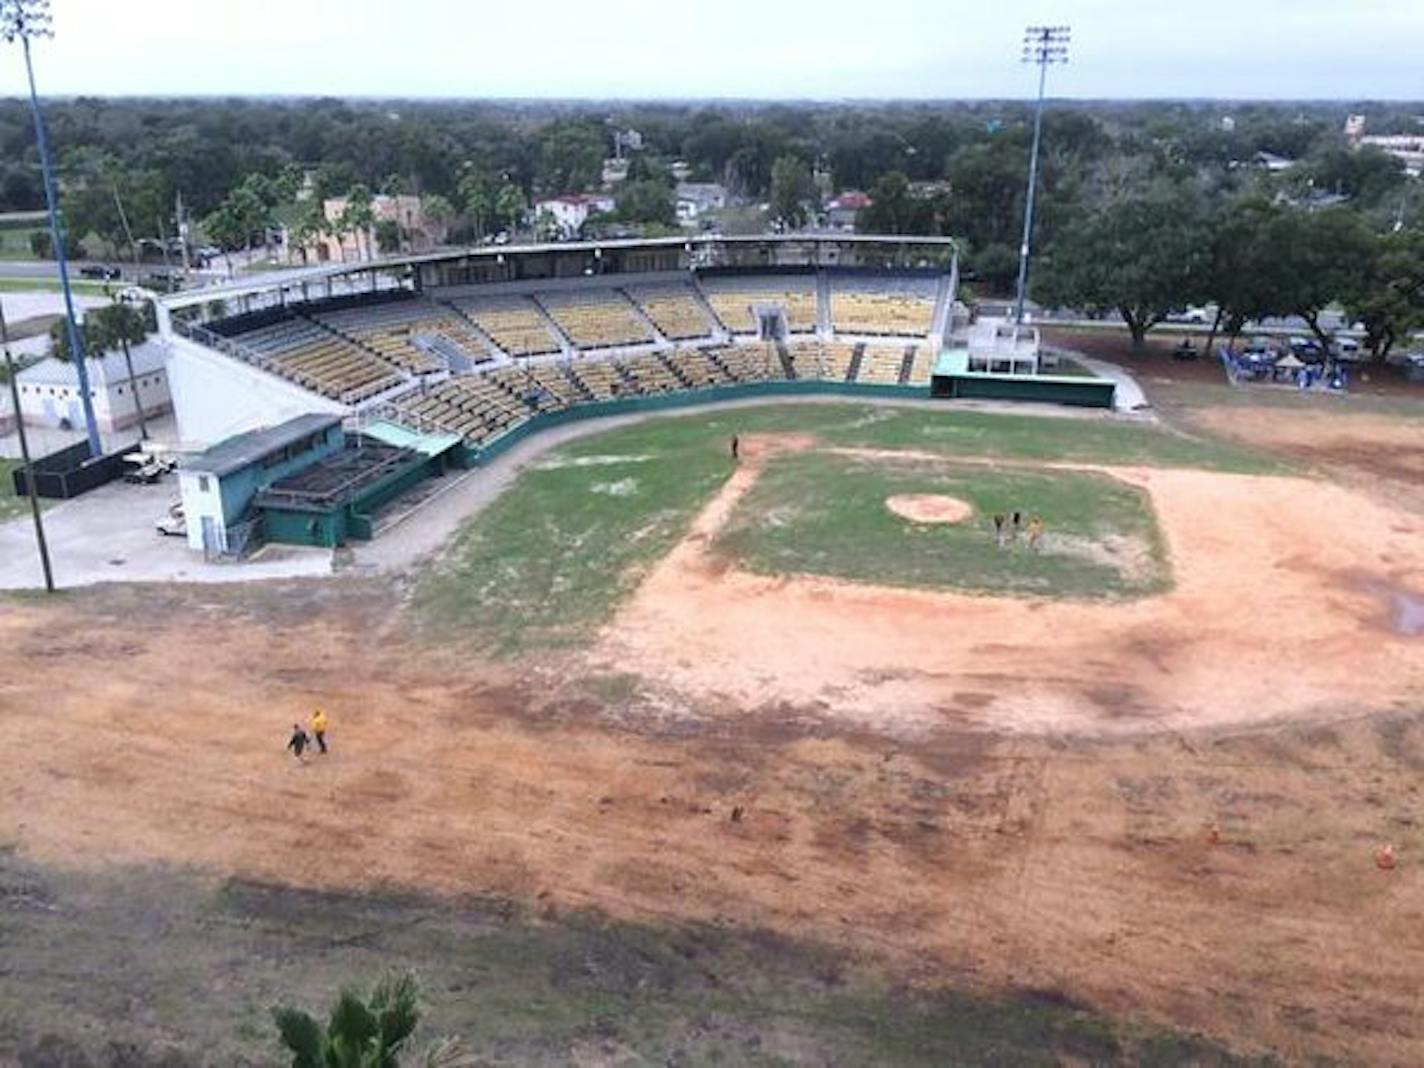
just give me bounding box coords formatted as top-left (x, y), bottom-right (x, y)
top-left (340, 184), bottom-right (377, 262)
top-left (272, 972), bottom-right (476, 1068)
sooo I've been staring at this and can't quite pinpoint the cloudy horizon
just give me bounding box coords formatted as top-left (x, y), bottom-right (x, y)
top-left (0, 0), bottom-right (1421, 102)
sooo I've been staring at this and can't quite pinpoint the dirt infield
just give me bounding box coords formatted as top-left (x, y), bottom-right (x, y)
top-left (596, 435), bottom-right (1424, 734)
top-left (884, 493), bottom-right (974, 524)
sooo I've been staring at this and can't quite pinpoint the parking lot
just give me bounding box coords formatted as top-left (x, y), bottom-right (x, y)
top-left (0, 475), bottom-right (332, 590)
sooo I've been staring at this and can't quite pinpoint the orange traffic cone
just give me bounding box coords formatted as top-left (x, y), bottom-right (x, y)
top-left (1376, 844), bottom-right (1398, 871)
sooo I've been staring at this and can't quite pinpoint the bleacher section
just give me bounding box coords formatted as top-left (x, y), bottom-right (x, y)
top-left (540, 291), bottom-right (652, 349)
top-left (616, 352), bottom-right (682, 395)
top-left (450, 295), bottom-right (561, 357)
top-left (858, 346), bottom-right (909, 385)
top-left (830, 280), bottom-right (936, 337)
top-left (906, 346), bottom-right (933, 386)
top-left (701, 279), bottom-right (818, 335)
top-left (666, 348), bottom-right (737, 388)
top-left (393, 376), bottom-right (531, 447)
top-left (227, 318), bottom-right (402, 401)
top-left (784, 341), bottom-right (857, 382)
top-left (315, 301), bottom-right (484, 373)
top-left (628, 285), bottom-right (715, 340)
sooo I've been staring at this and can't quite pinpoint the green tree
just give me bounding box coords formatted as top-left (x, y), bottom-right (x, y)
top-left (1342, 228), bottom-right (1424, 359)
top-left (272, 972), bottom-right (476, 1068)
top-left (615, 180), bottom-right (675, 227)
top-left (375, 218), bottom-right (403, 255)
top-left (1034, 182), bottom-right (1213, 349)
top-left (769, 155), bottom-right (816, 229)
top-left (856, 171), bottom-right (933, 235)
top-left (339, 184), bottom-right (377, 262)
top-left (421, 194), bottom-right (455, 235)
top-left (1265, 207), bottom-right (1376, 353)
top-left (289, 197), bottom-right (328, 265)
top-left (200, 202), bottom-right (245, 275)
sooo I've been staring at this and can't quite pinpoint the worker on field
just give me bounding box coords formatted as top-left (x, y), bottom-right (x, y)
top-left (993, 512), bottom-right (1006, 549)
top-left (287, 724), bottom-right (310, 763)
top-left (1011, 510), bottom-right (1023, 542)
top-left (311, 708), bottom-right (329, 755)
top-left (730, 434), bottom-right (740, 461)
top-left (1027, 515), bottom-right (1045, 551)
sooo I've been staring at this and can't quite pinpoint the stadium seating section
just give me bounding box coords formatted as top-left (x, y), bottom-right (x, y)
top-left (315, 301), bottom-right (481, 374)
top-left (227, 318), bottom-right (402, 401)
top-left (702, 283), bottom-right (818, 335)
top-left (831, 286), bottom-right (935, 336)
top-left (540, 291), bottom-right (652, 349)
top-left (628, 286), bottom-right (715, 340)
top-left (451, 296), bottom-right (561, 357)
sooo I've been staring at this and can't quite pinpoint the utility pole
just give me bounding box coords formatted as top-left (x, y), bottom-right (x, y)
top-left (1013, 24), bottom-right (1070, 328)
top-left (1, 297), bottom-right (56, 592)
top-left (114, 294), bottom-right (150, 440)
top-left (2, 0), bottom-right (103, 458)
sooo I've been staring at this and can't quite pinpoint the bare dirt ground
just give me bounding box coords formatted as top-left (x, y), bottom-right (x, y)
top-left (595, 435), bottom-right (1424, 735)
top-left (1185, 406), bottom-right (1424, 515)
top-left (884, 493), bottom-right (974, 524)
top-left (3, 425), bottom-right (1424, 1062)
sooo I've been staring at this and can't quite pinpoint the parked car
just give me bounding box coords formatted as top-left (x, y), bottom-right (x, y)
top-left (155, 500), bottom-right (186, 538)
top-left (78, 264), bottom-right (121, 280)
top-left (1288, 336), bottom-right (1326, 363)
top-left (1332, 336), bottom-right (1363, 361)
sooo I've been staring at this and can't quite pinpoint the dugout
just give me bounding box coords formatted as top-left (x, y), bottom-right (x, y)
top-left (255, 420), bottom-right (462, 548)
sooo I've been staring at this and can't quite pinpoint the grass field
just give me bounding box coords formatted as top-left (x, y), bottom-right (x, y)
top-left (415, 404), bottom-right (1270, 652)
top-left (0, 226), bottom-right (40, 261)
top-left (715, 450), bottom-right (1171, 598)
top-left (0, 459), bottom-right (33, 523)
top-left (0, 852), bottom-right (1265, 1066)
top-left (0, 276), bottom-right (115, 296)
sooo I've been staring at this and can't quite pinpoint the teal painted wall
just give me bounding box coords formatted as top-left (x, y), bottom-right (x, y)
top-left (216, 425), bottom-right (344, 525)
top-left (930, 374), bottom-right (1115, 408)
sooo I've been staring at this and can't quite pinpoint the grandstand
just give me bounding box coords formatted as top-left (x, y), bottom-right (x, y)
top-left (159, 234), bottom-right (979, 453)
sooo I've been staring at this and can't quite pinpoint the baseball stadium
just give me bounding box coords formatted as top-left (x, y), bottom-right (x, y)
top-left (4, 233), bottom-right (1424, 1063)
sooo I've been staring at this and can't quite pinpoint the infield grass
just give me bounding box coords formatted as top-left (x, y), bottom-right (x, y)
top-left (715, 450), bottom-right (1171, 599)
top-left (413, 403), bottom-right (1275, 651)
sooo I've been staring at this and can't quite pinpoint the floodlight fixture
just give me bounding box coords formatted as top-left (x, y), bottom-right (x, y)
top-left (2, 0), bottom-right (103, 457)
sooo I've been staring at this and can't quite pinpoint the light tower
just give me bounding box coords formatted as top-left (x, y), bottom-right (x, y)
top-left (2, 0), bottom-right (103, 457)
top-left (1013, 24), bottom-right (1070, 328)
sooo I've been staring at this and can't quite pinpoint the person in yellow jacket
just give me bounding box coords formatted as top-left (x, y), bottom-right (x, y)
top-left (310, 708), bottom-right (329, 755)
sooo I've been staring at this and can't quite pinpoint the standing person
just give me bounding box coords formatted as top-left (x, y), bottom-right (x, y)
top-left (287, 724), bottom-right (310, 763)
top-left (1027, 515), bottom-right (1044, 552)
top-left (1011, 510), bottom-right (1023, 542)
top-left (730, 434), bottom-right (740, 461)
top-left (311, 708), bottom-right (329, 755)
top-left (992, 512), bottom-right (1006, 549)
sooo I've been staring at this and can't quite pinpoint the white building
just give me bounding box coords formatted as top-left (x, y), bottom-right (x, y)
top-left (675, 182), bottom-right (728, 222)
top-left (534, 194), bottom-right (616, 239)
top-left (11, 341), bottom-right (170, 433)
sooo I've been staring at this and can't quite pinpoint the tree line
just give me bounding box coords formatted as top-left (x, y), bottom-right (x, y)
top-left (2, 96), bottom-right (1419, 347)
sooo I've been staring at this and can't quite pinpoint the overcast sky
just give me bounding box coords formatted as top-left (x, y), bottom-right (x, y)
top-left (1, 0), bottom-right (1421, 100)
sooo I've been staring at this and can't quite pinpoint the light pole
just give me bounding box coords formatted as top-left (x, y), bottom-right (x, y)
top-left (2, 0), bottom-right (102, 458)
top-left (1013, 24), bottom-right (1070, 327)
top-left (1, 297), bottom-right (56, 592)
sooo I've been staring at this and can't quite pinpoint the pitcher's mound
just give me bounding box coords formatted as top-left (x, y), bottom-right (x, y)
top-left (885, 494), bottom-right (973, 524)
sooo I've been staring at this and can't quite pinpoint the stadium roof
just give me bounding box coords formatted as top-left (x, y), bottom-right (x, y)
top-left (156, 233), bottom-right (959, 311)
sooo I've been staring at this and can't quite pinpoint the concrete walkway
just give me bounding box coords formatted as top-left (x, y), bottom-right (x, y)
top-left (1070, 355), bottom-right (1152, 414)
top-left (0, 477), bottom-right (331, 591)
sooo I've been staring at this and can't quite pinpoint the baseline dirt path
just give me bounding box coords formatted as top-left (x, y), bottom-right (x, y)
top-left (594, 437), bottom-right (1424, 735)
